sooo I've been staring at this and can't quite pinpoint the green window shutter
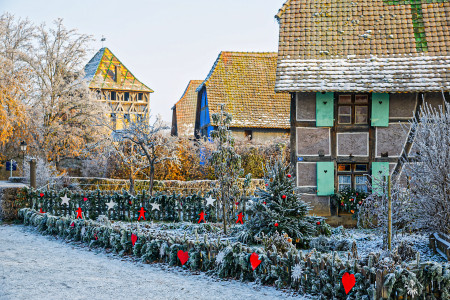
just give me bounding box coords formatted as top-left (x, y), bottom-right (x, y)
top-left (317, 162), bottom-right (334, 196)
top-left (316, 92), bottom-right (334, 127)
top-left (372, 162), bottom-right (389, 195)
top-left (371, 93), bottom-right (389, 127)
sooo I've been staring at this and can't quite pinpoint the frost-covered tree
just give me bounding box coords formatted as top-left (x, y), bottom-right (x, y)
top-left (244, 159), bottom-right (316, 243)
top-left (359, 100), bottom-right (450, 235)
top-left (105, 113), bottom-right (178, 196)
top-left (21, 18), bottom-right (106, 163)
top-left (0, 13), bottom-right (33, 164)
top-left (402, 101), bottom-right (450, 234)
top-left (209, 105), bottom-right (243, 234)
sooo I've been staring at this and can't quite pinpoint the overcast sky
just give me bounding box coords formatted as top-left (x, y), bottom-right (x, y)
top-left (2, 0), bottom-right (285, 121)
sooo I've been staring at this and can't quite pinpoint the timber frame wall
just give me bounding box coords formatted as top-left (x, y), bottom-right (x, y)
top-left (93, 89), bottom-right (151, 130)
top-left (291, 92), bottom-right (449, 216)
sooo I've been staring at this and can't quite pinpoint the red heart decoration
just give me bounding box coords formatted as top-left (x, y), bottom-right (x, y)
top-left (39, 208), bottom-right (45, 213)
top-left (282, 195), bottom-right (287, 199)
top-left (316, 221), bottom-right (321, 225)
top-left (83, 197), bottom-right (88, 201)
top-left (274, 222), bottom-right (279, 227)
top-left (131, 233), bottom-right (137, 246)
top-left (70, 222), bottom-right (75, 227)
top-left (249, 253), bottom-right (261, 270)
top-left (39, 193), bottom-right (44, 197)
top-left (177, 250), bottom-right (189, 265)
top-left (287, 174), bottom-right (292, 178)
top-left (265, 184), bottom-right (269, 187)
top-left (342, 272), bottom-right (356, 294)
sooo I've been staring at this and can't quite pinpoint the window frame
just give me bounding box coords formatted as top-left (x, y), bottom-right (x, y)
top-left (337, 163), bottom-right (369, 192)
top-left (337, 94), bottom-right (370, 125)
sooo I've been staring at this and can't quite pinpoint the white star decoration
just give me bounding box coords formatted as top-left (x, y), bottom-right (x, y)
top-left (105, 200), bottom-right (117, 210)
top-left (60, 194), bottom-right (70, 205)
top-left (150, 203), bottom-right (160, 211)
top-left (205, 196), bottom-right (216, 207)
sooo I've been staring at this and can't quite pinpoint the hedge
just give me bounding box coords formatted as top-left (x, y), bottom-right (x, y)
top-left (18, 208), bottom-right (450, 299)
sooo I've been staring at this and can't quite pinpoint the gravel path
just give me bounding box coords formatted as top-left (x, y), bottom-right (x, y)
top-left (0, 225), bottom-right (304, 300)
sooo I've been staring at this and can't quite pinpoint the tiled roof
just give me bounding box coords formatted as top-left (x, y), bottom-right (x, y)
top-left (174, 80), bottom-right (202, 137)
top-left (197, 52), bottom-right (290, 129)
top-left (84, 47), bottom-right (153, 92)
top-left (275, 0), bottom-right (450, 92)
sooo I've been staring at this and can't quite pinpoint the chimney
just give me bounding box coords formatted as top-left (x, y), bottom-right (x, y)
top-left (115, 65), bottom-right (121, 83)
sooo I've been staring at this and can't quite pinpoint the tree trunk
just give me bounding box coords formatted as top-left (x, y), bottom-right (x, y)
top-left (149, 164), bottom-right (155, 196)
top-left (222, 193), bottom-right (227, 234)
top-left (129, 170), bottom-right (136, 196)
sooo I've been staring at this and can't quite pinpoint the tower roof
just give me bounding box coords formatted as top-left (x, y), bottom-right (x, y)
top-left (84, 47), bottom-right (153, 92)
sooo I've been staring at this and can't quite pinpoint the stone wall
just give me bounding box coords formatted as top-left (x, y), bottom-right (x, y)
top-left (0, 187), bottom-right (23, 221)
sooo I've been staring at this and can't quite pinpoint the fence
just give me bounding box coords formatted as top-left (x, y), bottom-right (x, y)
top-left (430, 232), bottom-right (450, 261)
top-left (18, 188), bottom-right (250, 224)
top-left (18, 208), bottom-right (450, 299)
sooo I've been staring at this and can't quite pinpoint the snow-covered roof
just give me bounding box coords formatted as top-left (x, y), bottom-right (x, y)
top-left (275, 0), bottom-right (450, 92)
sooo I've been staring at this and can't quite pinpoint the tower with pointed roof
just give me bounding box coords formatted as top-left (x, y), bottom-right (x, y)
top-left (84, 47), bottom-right (153, 130)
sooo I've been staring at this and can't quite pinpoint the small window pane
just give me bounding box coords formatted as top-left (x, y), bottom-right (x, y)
top-left (338, 164), bottom-right (351, 172)
top-left (339, 175), bottom-right (351, 191)
top-left (354, 164), bottom-right (368, 172)
top-left (338, 106), bottom-right (352, 124)
top-left (355, 95), bottom-right (368, 104)
top-left (339, 95), bottom-right (352, 104)
top-left (355, 106), bottom-right (368, 124)
top-left (355, 176), bottom-right (368, 193)
top-left (339, 106), bottom-right (351, 115)
top-left (339, 115), bottom-right (351, 124)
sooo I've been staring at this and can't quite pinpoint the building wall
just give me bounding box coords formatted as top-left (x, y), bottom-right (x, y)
top-left (292, 91), bottom-right (447, 216)
top-left (231, 128), bottom-right (289, 142)
top-left (93, 89), bottom-right (151, 130)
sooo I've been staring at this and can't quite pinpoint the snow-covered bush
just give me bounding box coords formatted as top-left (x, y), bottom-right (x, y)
top-left (359, 101), bottom-right (450, 235)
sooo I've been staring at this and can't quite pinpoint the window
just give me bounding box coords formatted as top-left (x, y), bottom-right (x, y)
top-left (338, 94), bottom-right (369, 125)
top-left (337, 163), bottom-right (368, 192)
top-left (124, 92), bottom-right (130, 101)
top-left (110, 91), bottom-right (116, 101)
top-left (244, 130), bottom-right (253, 141)
top-left (138, 93), bottom-right (143, 101)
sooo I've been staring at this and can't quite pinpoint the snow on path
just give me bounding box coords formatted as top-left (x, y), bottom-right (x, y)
top-left (0, 225), bottom-right (304, 300)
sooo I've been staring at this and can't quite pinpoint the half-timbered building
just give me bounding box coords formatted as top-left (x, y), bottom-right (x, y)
top-left (275, 0), bottom-right (450, 216)
top-left (84, 47), bottom-right (153, 129)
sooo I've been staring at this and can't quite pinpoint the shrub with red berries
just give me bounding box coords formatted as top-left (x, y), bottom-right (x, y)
top-left (332, 188), bottom-right (368, 216)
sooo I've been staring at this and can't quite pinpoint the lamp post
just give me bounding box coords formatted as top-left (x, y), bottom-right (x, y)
top-left (20, 141), bottom-right (27, 176)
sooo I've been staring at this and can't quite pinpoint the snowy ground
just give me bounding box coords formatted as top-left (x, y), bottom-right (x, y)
top-left (334, 228), bottom-right (446, 262)
top-left (0, 225), bottom-right (308, 300)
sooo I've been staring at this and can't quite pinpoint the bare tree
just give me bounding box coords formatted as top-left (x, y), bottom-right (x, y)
top-left (359, 100), bottom-right (450, 235)
top-left (101, 113), bottom-right (178, 196)
top-left (402, 100), bottom-right (450, 234)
